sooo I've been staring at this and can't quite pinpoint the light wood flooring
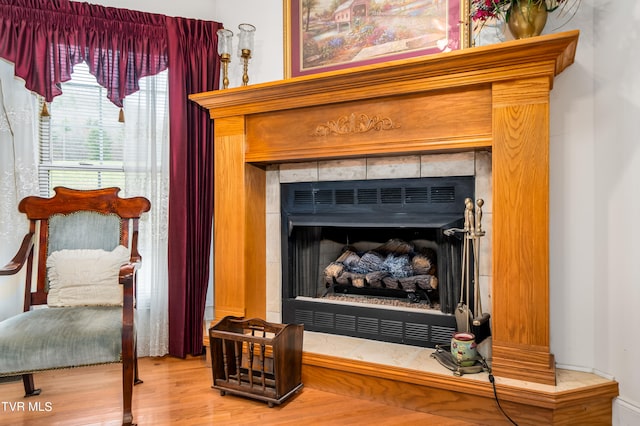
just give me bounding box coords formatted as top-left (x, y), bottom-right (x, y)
top-left (0, 355), bottom-right (475, 425)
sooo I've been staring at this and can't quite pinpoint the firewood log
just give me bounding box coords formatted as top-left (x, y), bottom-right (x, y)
top-left (353, 251), bottom-right (384, 273)
top-left (427, 275), bottom-right (438, 290)
top-left (374, 238), bottom-right (414, 255)
top-left (352, 276), bottom-right (366, 288)
top-left (413, 274), bottom-right (438, 290)
top-left (411, 254), bottom-right (432, 275)
top-left (414, 247), bottom-right (437, 275)
top-left (323, 262), bottom-right (345, 286)
top-left (382, 277), bottom-right (401, 289)
top-left (397, 277), bottom-right (417, 292)
top-left (383, 254), bottom-right (413, 278)
top-left (365, 271), bottom-right (389, 288)
top-left (335, 271), bottom-right (366, 287)
top-left (337, 250), bottom-right (361, 269)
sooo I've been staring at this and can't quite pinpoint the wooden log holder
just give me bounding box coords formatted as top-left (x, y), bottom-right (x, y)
top-left (208, 316), bottom-right (304, 407)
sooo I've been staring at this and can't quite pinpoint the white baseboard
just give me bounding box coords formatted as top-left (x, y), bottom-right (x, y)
top-left (555, 364), bottom-right (616, 381)
top-left (614, 398), bottom-right (640, 426)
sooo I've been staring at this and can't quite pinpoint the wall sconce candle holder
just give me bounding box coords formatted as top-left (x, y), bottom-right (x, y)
top-left (217, 28), bottom-right (234, 89)
top-left (238, 23), bottom-right (256, 86)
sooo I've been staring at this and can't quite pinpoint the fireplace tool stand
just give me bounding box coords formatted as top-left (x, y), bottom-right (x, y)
top-left (434, 198), bottom-right (490, 376)
top-left (431, 344), bottom-right (489, 376)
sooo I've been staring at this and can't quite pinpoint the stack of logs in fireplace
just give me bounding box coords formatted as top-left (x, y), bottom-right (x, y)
top-left (323, 239), bottom-right (438, 300)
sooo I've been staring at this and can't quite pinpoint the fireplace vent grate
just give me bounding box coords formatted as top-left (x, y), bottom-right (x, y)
top-left (380, 187), bottom-right (402, 204)
top-left (335, 189), bottom-right (355, 205)
top-left (293, 190), bottom-right (313, 205)
top-left (295, 309), bottom-right (314, 325)
top-left (432, 325), bottom-right (456, 345)
top-left (357, 317), bottom-right (380, 335)
top-left (315, 189), bottom-right (333, 205)
top-left (405, 187), bottom-right (430, 203)
top-left (406, 322), bottom-right (430, 341)
top-left (430, 186), bottom-right (456, 203)
top-left (314, 311), bottom-right (334, 328)
top-left (357, 188), bottom-right (378, 204)
top-left (381, 320), bottom-right (403, 337)
top-left (335, 314), bottom-right (356, 331)
top-left (283, 177), bottom-right (473, 216)
top-left (286, 300), bottom-right (457, 348)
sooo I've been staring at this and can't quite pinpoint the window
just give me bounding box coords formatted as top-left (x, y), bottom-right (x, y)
top-left (38, 63), bottom-right (167, 197)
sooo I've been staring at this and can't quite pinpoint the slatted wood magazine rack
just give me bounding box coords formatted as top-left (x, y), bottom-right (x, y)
top-left (209, 316), bottom-right (303, 406)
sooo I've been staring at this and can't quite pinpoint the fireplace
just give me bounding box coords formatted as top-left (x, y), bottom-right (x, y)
top-left (280, 176), bottom-right (474, 347)
top-left (191, 31), bottom-right (583, 386)
top-left (191, 32), bottom-right (622, 424)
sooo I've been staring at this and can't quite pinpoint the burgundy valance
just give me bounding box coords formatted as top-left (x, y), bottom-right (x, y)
top-left (0, 0), bottom-right (168, 106)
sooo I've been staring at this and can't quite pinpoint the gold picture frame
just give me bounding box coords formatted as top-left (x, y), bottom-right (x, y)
top-left (284, 0), bottom-right (470, 79)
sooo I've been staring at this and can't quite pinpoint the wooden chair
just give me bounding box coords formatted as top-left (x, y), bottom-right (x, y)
top-left (0, 187), bottom-right (151, 426)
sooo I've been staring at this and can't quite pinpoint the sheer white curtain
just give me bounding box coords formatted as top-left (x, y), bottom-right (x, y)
top-left (0, 59), bottom-right (169, 355)
top-left (0, 59), bottom-right (39, 321)
top-left (122, 72), bottom-right (170, 357)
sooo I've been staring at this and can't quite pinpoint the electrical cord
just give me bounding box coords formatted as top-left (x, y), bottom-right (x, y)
top-left (488, 372), bottom-right (518, 426)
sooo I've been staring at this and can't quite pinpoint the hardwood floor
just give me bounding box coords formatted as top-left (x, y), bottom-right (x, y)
top-left (0, 356), bottom-right (474, 425)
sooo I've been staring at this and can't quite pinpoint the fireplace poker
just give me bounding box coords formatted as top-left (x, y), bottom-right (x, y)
top-left (471, 199), bottom-right (491, 342)
top-left (454, 198), bottom-right (475, 333)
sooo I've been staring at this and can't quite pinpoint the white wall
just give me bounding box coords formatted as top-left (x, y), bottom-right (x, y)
top-left (591, 1), bottom-right (640, 423)
top-left (86, 0), bottom-right (221, 21)
top-left (7, 0), bottom-right (636, 422)
top-left (547, 0), bottom-right (596, 371)
top-left (211, 0), bottom-right (284, 87)
top-left (548, 1), bottom-right (640, 422)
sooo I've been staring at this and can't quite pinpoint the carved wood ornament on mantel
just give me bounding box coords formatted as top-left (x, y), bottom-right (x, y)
top-left (311, 113), bottom-right (399, 137)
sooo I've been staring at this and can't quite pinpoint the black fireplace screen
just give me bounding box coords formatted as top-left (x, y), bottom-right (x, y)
top-left (280, 176), bottom-right (474, 347)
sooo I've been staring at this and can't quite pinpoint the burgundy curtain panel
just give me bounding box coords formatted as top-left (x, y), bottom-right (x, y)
top-left (0, 0), bottom-right (221, 358)
top-left (165, 16), bottom-right (221, 357)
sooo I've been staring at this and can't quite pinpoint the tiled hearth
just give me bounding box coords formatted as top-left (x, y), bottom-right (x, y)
top-left (303, 330), bottom-right (613, 392)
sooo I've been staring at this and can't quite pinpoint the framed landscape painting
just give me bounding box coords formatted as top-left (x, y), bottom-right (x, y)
top-left (285, 0), bottom-right (470, 78)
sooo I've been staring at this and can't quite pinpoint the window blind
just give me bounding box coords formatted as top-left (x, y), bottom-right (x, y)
top-left (38, 63), bottom-right (167, 196)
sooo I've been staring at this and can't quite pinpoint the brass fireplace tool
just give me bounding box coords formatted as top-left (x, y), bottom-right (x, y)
top-left (457, 197), bottom-right (490, 339)
top-left (445, 198), bottom-right (488, 335)
top-left (470, 199), bottom-right (490, 340)
top-left (435, 198), bottom-right (490, 376)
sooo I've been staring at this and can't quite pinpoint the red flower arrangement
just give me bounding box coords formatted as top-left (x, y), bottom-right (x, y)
top-left (471, 0), bottom-right (570, 22)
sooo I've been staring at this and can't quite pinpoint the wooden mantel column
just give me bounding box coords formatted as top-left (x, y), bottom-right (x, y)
top-left (211, 116), bottom-right (266, 321)
top-left (491, 77), bottom-right (555, 384)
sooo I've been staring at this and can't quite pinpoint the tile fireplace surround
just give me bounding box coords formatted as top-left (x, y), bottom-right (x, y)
top-left (269, 152), bottom-right (492, 333)
top-left (192, 31), bottom-right (618, 424)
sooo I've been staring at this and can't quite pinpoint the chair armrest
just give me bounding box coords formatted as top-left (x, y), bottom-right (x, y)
top-left (118, 261), bottom-right (141, 287)
top-left (0, 233), bottom-right (34, 276)
top-left (119, 261), bottom-right (141, 329)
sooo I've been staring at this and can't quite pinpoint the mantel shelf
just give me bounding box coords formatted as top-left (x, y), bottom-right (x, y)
top-left (191, 30), bottom-right (578, 119)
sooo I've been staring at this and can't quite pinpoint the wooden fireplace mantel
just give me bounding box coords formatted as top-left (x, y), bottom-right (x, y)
top-left (192, 29), bottom-right (578, 381)
top-left (192, 30), bottom-right (617, 423)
